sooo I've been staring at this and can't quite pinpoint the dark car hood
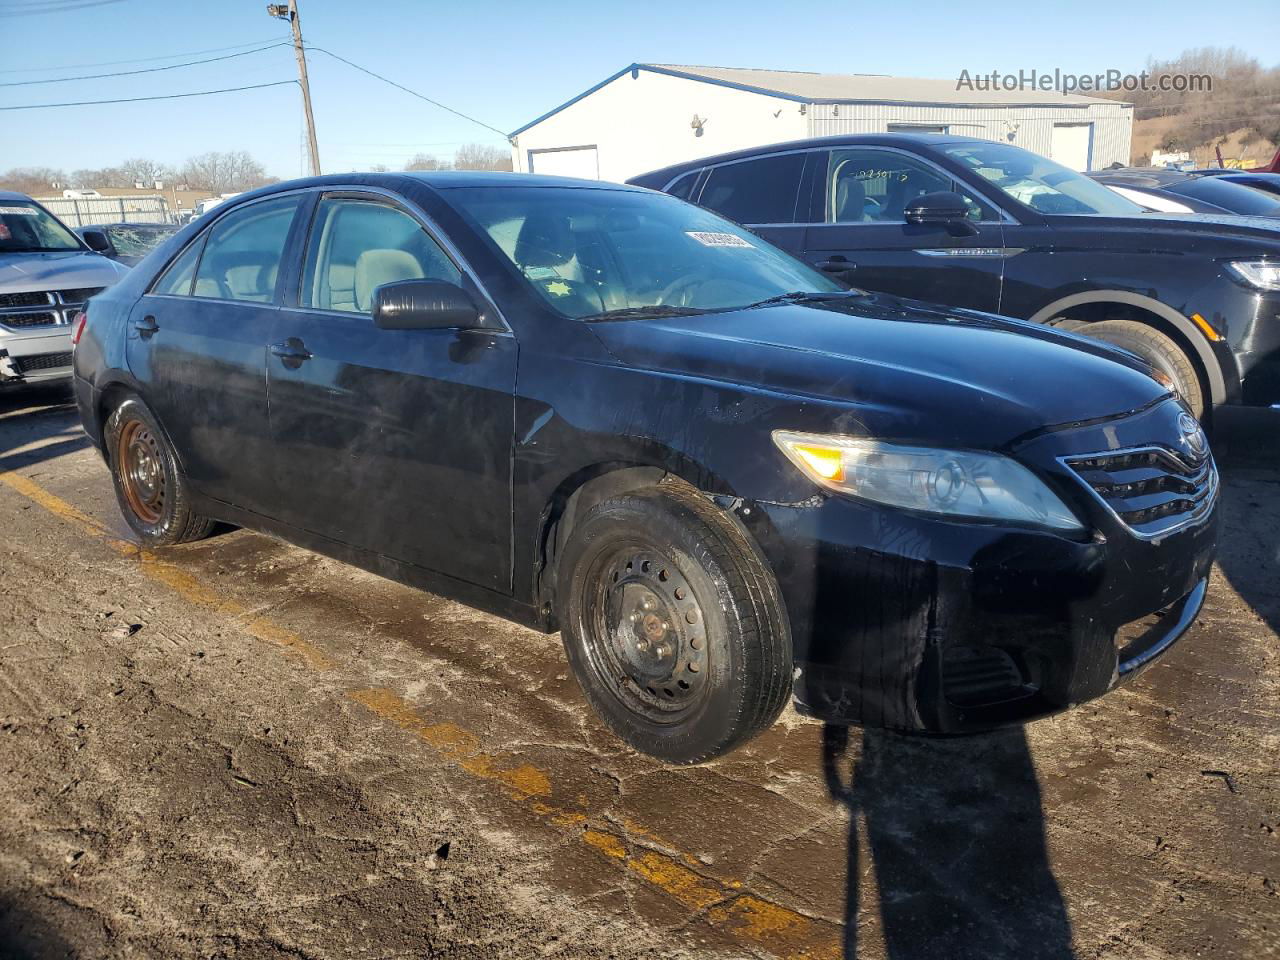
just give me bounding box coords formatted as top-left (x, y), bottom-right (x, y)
top-left (0, 250), bottom-right (128, 291)
top-left (589, 294), bottom-right (1170, 450)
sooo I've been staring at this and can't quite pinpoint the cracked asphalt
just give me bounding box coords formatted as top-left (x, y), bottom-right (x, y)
top-left (0, 382), bottom-right (1276, 960)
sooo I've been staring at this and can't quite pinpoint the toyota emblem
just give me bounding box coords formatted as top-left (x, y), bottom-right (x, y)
top-left (1177, 412), bottom-right (1209, 462)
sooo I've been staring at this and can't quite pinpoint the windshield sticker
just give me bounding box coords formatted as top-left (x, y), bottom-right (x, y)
top-left (686, 231), bottom-right (753, 248)
top-left (545, 280), bottom-right (573, 297)
top-left (0, 206), bottom-right (38, 216)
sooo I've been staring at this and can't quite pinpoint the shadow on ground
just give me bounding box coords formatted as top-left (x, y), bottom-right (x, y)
top-left (1211, 406), bottom-right (1280, 637)
top-left (0, 384), bottom-right (89, 472)
top-left (822, 725), bottom-right (1074, 960)
top-left (0, 893), bottom-right (91, 960)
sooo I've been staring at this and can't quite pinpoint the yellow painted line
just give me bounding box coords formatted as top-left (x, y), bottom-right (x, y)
top-left (0, 470), bottom-right (336, 671)
top-left (2, 468), bottom-right (842, 960)
top-left (352, 687), bottom-right (841, 960)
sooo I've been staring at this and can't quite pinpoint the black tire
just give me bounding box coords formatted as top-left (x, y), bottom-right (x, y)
top-left (105, 396), bottom-right (216, 546)
top-left (558, 482), bottom-right (791, 764)
top-left (1080, 319), bottom-right (1205, 419)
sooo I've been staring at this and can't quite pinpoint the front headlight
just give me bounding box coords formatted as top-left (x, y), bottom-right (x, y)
top-left (772, 431), bottom-right (1084, 532)
top-left (1225, 260), bottom-right (1280, 291)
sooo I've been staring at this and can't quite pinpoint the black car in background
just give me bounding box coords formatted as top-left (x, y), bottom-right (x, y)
top-left (76, 222), bottom-right (179, 266)
top-left (72, 173), bottom-right (1218, 762)
top-left (1192, 169), bottom-right (1280, 199)
top-left (1087, 167), bottom-right (1280, 217)
top-left (630, 134), bottom-right (1280, 417)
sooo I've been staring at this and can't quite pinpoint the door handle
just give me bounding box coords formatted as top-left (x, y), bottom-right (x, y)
top-left (816, 256), bottom-right (856, 274)
top-left (134, 315), bottom-right (159, 337)
top-left (270, 338), bottom-right (312, 363)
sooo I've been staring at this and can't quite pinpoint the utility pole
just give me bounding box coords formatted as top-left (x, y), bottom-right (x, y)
top-left (268, 1), bottom-right (321, 176)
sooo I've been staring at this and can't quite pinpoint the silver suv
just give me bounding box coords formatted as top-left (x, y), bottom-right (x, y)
top-left (1, 191), bottom-right (129, 385)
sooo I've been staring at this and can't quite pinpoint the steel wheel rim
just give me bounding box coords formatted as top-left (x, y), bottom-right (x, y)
top-left (116, 419), bottom-right (165, 525)
top-left (582, 542), bottom-right (710, 723)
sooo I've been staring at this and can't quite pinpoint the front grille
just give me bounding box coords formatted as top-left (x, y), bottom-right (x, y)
top-left (13, 351), bottom-right (73, 374)
top-left (1064, 447), bottom-right (1218, 538)
top-left (0, 310), bottom-right (60, 329)
top-left (55, 287), bottom-right (104, 305)
top-left (0, 291), bottom-right (51, 308)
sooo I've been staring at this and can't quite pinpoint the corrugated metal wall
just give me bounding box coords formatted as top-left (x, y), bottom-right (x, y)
top-left (806, 102), bottom-right (1132, 169)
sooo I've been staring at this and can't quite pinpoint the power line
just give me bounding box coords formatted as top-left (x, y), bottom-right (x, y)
top-left (0, 41), bottom-right (290, 87)
top-left (307, 46), bottom-right (510, 140)
top-left (0, 0), bottom-right (126, 16)
top-left (0, 37), bottom-right (287, 74)
top-left (0, 79), bottom-right (296, 111)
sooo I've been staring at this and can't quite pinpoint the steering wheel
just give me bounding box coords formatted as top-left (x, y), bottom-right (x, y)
top-left (656, 273), bottom-right (706, 307)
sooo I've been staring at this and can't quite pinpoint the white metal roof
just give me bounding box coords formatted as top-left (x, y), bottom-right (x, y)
top-left (642, 63), bottom-right (1121, 107)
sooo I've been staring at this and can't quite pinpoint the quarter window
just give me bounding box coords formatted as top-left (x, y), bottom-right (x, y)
top-left (666, 171), bottom-right (700, 201)
top-left (826, 149), bottom-right (992, 223)
top-left (192, 195), bottom-right (301, 302)
top-left (151, 238), bottom-right (204, 297)
top-left (699, 153), bottom-right (806, 225)
top-left (300, 198), bottom-right (461, 314)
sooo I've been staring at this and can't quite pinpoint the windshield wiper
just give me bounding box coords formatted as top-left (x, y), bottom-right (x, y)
top-left (582, 305), bottom-right (710, 322)
top-left (743, 290), bottom-right (863, 309)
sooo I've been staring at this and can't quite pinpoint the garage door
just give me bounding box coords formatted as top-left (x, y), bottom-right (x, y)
top-left (528, 146), bottom-right (600, 179)
top-left (1051, 124), bottom-right (1093, 171)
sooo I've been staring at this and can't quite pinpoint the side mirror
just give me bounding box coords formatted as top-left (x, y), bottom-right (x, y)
top-left (904, 191), bottom-right (972, 226)
top-left (372, 279), bottom-right (490, 331)
top-left (81, 228), bottom-right (111, 253)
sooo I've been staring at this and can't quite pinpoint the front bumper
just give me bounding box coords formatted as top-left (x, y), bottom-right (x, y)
top-left (747, 399), bottom-right (1221, 734)
top-left (0, 328), bottom-right (73, 383)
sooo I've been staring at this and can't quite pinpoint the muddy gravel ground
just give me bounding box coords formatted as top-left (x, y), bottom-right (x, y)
top-left (0, 383), bottom-right (1275, 960)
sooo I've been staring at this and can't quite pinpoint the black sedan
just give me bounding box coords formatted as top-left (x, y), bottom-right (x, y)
top-left (76, 222), bottom-right (179, 266)
top-left (1087, 167), bottom-right (1280, 217)
top-left (72, 173), bottom-right (1219, 762)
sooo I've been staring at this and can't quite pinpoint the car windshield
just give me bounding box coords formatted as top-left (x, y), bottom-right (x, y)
top-left (0, 200), bottom-right (83, 253)
top-left (1166, 177), bottom-right (1280, 216)
top-left (445, 186), bottom-right (840, 319)
top-left (105, 224), bottom-right (178, 257)
top-left (941, 142), bottom-right (1146, 217)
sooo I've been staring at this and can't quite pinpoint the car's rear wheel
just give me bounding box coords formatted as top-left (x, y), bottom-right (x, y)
top-left (1082, 319), bottom-right (1206, 419)
top-left (105, 396), bottom-right (215, 546)
top-left (558, 482), bottom-right (791, 764)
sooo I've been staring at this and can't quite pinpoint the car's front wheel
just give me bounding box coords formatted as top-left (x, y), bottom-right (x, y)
top-left (105, 396), bottom-right (216, 546)
top-left (558, 482), bottom-right (791, 764)
top-left (1083, 319), bottom-right (1206, 419)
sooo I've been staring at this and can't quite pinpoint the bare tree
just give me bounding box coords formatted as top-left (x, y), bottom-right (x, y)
top-left (453, 143), bottom-right (513, 171)
top-left (404, 153), bottom-right (450, 171)
top-left (118, 157), bottom-right (174, 187)
top-left (0, 167), bottom-right (68, 195)
top-left (180, 151), bottom-right (272, 195)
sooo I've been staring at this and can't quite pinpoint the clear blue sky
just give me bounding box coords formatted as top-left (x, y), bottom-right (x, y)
top-left (3, 0), bottom-right (1278, 179)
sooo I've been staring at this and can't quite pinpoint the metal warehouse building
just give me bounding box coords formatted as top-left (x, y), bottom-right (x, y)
top-left (511, 64), bottom-right (1133, 183)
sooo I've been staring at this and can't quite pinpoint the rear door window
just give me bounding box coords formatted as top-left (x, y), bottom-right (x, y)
top-left (151, 238), bottom-right (204, 297)
top-left (192, 195), bottom-right (301, 303)
top-left (699, 153), bottom-right (806, 224)
top-left (299, 198), bottom-right (461, 314)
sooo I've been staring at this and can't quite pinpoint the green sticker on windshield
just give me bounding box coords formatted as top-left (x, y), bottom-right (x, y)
top-left (686, 231), bottom-right (752, 248)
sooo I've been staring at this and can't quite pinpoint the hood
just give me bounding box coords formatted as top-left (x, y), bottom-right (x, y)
top-left (589, 293), bottom-right (1170, 450)
top-left (0, 250), bottom-right (129, 293)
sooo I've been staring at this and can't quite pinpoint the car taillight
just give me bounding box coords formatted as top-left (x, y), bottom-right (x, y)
top-left (70, 309), bottom-right (88, 346)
